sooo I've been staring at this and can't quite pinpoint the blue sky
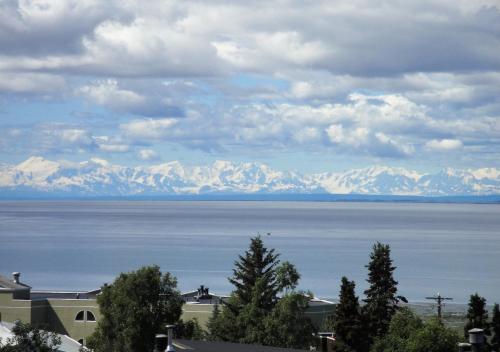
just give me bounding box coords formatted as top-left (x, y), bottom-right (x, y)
top-left (1, 0), bottom-right (500, 173)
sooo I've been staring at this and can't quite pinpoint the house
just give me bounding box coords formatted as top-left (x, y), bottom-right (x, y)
top-left (0, 272), bottom-right (100, 346)
top-left (0, 273), bottom-right (336, 348)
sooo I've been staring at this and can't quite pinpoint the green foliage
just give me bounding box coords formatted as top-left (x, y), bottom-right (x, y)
top-left (228, 235), bottom-right (280, 310)
top-left (363, 242), bottom-right (401, 340)
top-left (209, 236), bottom-right (315, 349)
top-left (263, 292), bottom-right (316, 349)
top-left (276, 261), bottom-right (300, 293)
top-left (371, 308), bottom-right (423, 352)
top-left (332, 277), bottom-right (365, 352)
top-left (491, 303), bottom-right (500, 352)
top-left (86, 265), bottom-right (183, 352)
top-left (406, 318), bottom-right (460, 352)
top-left (371, 309), bottom-right (459, 352)
top-left (206, 303), bottom-right (222, 341)
top-left (0, 321), bottom-right (61, 352)
top-left (464, 293), bottom-right (490, 339)
top-left (176, 318), bottom-right (204, 340)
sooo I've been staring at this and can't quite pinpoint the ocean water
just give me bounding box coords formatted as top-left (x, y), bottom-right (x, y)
top-left (0, 201), bottom-right (499, 304)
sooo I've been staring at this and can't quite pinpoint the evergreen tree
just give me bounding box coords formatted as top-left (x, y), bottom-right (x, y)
top-left (491, 303), bottom-right (500, 352)
top-left (464, 293), bottom-right (490, 339)
top-left (206, 303), bottom-right (221, 341)
top-left (363, 242), bottom-right (401, 341)
top-left (175, 318), bottom-right (204, 340)
top-left (332, 277), bottom-right (364, 352)
top-left (228, 236), bottom-right (280, 310)
top-left (87, 265), bottom-right (183, 352)
top-left (210, 236), bottom-right (315, 348)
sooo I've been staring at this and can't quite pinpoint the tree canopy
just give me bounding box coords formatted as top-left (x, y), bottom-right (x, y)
top-left (491, 303), bottom-right (500, 352)
top-left (363, 242), bottom-right (401, 340)
top-left (0, 321), bottom-right (61, 352)
top-left (331, 277), bottom-right (364, 352)
top-left (464, 293), bottom-right (490, 339)
top-left (209, 236), bottom-right (315, 349)
top-left (87, 265), bottom-right (183, 352)
top-left (228, 236), bottom-right (280, 310)
top-left (276, 261), bottom-right (300, 293)
top-left (371, 308), bottom-right (459, 352)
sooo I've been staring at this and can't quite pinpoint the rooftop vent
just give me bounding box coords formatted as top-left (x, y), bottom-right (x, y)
top-left (12, 272), bottom-right (20, 284)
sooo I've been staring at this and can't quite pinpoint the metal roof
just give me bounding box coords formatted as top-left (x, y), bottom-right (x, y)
top-left (0, 274), bottom-right (30, 291)
top-left (174, 339), bottom-right (308, 351)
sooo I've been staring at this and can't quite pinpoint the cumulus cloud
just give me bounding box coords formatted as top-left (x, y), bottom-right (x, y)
top-left (325, 125), bottom-right (412, 157)
top-left (94, 136), bottom-right (130, 153)
top-left (425, 139), bottom-right (463, 151)
top-left (0, 0), bottom-right (499, 78)
top-left (138, 149), bottom-right (160, 161)
top-left (121, 118), bottom-right (178, 139)
top-left (0, 72), bottom-right (65, 93)
top-left (77, 79), bottom-right (185, 117)
top-left (1, 0), bottom-right (500, 168)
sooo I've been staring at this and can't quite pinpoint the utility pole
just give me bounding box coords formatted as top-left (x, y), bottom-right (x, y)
top-left (425, 293), bottom-right (452, 321)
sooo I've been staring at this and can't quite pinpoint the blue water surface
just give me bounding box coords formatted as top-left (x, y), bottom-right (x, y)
top-left (0, 201), bottom-right (499, 304)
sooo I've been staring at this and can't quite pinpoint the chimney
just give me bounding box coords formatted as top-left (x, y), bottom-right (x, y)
top-left (468, 328), bottom-right (485, 352)
top-left (12, 272), bottom-right (20, 284)
top-left (166, 325), bottom-right (176, 352)
top-left (154, 334), bottom-right (168, 352)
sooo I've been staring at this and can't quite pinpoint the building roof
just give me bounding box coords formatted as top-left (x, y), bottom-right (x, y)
top-left (174, 339), bottom-right (308, 352)
top-left (30, 289), bottom-right (101, 300)
top-left (0, 274), bottom-right (30, 291)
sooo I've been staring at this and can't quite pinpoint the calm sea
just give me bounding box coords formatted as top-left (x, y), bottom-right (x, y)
top-left (0, 201), bottom-right (499, 304)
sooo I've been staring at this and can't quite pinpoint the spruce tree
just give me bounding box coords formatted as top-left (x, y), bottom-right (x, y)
top-left (464, 293), bottom-right (490, 339)
top-left (211, 235), bottom-right (315, 348)
top-left (332, 277), bottom-right (364, 352)
top-left (228, 235), bottom-right (280, 310)
top-left (206, 303), bottom-right (221, 340)
top-left (363, 242), bottom-right (401, 341)
top-left (491, 303), bottom-right (500, 352)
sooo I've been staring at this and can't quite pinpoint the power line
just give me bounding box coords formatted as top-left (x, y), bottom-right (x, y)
top-left (425, 293), bottom-right (453, 321)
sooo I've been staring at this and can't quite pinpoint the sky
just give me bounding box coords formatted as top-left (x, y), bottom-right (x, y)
top-left (1, 0), bottom-right (500, 173)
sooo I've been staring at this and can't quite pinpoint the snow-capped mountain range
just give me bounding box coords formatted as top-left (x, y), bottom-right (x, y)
top-left (0, 156), bottom-right (499, 197)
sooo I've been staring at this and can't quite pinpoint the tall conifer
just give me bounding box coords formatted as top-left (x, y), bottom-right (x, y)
top-left (333, 277), bottom-right (364, 352)
top-left (464, 293), bottom-right (490, 339)
top-left (363, 242), bottom-right (400, 340)
top-left (491, 303), bottom-right (500, 352)
top-left (210, 236), bottom-right (315, 348)
top-left (228, 235), bottom-right (280, 310)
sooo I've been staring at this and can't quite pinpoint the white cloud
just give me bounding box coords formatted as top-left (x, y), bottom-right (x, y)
top-left (1, 0), bottom-right (500, 166)
top-left (121, 118), bottom-right (177, 139)
top-left (138, 149), bottom-right (159, 161)
top-left (58, 129), bottom-right (94, 146)
top-left (95, 136), bottom-right (130, 153)
top-left (0, 72), bottom-right (65, 93)
top-left (425, 139), bottom-right (463, 151)
top-left (79, 79), bottom-right (144, 108)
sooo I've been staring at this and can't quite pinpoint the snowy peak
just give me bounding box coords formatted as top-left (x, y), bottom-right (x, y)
top-left (16, 156), bottom-right (60, 180)
top-left (0, 157), bottom-right (499, 197)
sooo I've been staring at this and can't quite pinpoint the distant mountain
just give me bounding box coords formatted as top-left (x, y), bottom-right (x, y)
top-left (0, 156), bottom-right (499, 197)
